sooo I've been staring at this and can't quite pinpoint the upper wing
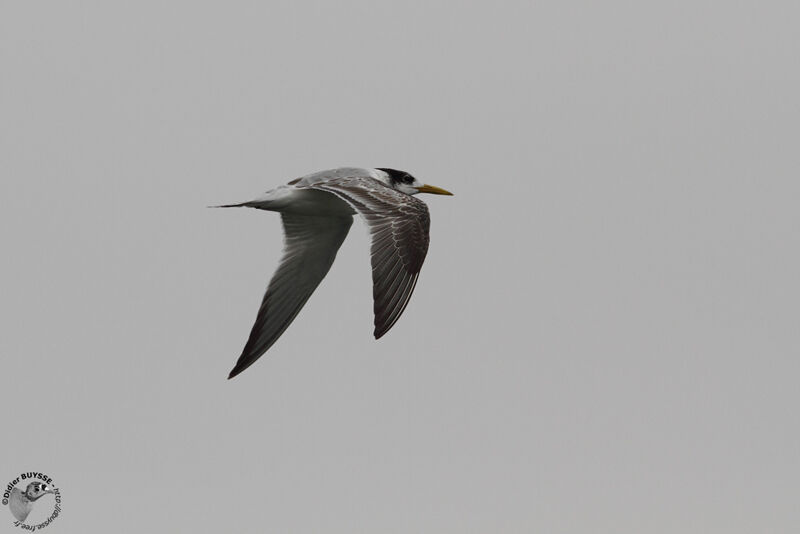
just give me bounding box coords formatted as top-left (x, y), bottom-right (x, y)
top-left (307, 176), bottom-right (430, 339)
top-left (228, 213), bottom-right (353, 378)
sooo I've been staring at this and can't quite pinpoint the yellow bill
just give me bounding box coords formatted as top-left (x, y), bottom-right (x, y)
top-left (416, 184), bottom-right (454, 196)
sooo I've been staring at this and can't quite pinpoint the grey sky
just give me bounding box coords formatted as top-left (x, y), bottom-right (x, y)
top-left (2, 1), bottom-right (799, 533)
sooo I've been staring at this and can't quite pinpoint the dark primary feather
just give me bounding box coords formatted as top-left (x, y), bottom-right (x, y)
top-left (228, 213), bottom-right (352, 378)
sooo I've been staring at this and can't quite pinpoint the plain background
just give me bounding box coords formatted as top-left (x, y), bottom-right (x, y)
top-left (2, 1), bottom-right (798, 532)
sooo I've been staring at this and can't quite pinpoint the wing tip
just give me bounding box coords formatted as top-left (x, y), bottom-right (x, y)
top-left (373, 320), bottom-right (395, 340)
top-left (227, 355), bottom-right (256, 379)
top-left (371, 273), bottom-right (420, 341)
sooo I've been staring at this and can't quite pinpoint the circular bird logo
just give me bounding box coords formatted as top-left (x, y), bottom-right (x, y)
top-left (3, 472), bottom-right (61, 529)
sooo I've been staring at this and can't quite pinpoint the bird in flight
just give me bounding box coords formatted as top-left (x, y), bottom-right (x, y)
top-left (217, 167), bottom-right (453, 379)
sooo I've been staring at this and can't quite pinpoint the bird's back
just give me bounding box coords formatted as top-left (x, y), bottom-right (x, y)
top-left (292, 167), bottom-right (376, 188)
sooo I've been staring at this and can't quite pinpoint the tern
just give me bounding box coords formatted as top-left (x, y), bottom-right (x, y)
top-left (217, 167), bottom-right (453, 378)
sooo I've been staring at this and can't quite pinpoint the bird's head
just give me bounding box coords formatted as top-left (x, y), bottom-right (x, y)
top-left (376, 168), bottom-right (453, 197)
top-left (24, 482), bottom-right (55, 501)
